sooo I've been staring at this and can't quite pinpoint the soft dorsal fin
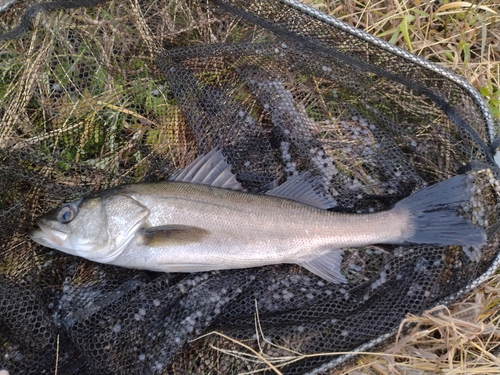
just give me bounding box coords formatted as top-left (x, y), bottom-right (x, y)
top-left (169, 149), bottom-right (244, 191)
top-left (266, 172), bottom-right (337, 209)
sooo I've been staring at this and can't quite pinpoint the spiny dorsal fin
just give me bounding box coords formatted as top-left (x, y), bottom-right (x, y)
top-left (138, 225), bottom-right (209, 247)
top-left (299, 249), bottom-right (347, 284)
top-left (169, 149), bottom-right (244, 191)
top-left (266, 172), bottom-right (337, 209)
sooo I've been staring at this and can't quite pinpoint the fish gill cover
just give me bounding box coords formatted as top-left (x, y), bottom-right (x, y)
top-left (0, 0), bottom-right (499, 374)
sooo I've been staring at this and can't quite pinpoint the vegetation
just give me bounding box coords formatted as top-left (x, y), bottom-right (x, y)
top-left (0, 0), bottom-right (499, 373)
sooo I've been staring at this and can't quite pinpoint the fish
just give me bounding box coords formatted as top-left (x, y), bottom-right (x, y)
top-left (28, 149), bottom-right (486, 284)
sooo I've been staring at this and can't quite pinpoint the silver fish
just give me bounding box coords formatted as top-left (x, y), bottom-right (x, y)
top-left (29, 149), bottom-right (486, 283)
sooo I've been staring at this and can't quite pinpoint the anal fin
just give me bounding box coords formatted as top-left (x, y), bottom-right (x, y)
top-left (299, 250), bottom-right (347, 284)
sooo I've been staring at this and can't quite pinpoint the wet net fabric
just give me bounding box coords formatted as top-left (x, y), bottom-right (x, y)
top-left (1, 0), bottom-right (500, 374)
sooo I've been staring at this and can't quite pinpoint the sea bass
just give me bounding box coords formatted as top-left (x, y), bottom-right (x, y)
top-left (29, 149), bottom-right (486, 283)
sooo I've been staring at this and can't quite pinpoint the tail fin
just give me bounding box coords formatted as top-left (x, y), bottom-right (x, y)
top-left (395, 175), bottom-right (486, 247)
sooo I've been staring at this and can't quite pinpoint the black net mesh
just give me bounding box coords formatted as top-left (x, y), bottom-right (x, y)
top-left (1, 0), bottom-right (499, 374)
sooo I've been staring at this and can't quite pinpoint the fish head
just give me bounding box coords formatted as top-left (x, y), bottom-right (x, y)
top-left (29, 193), bottom-right (150, 263)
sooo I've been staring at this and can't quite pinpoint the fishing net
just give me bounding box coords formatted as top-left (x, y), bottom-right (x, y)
top-left (1, 0), bottom-right (499, 374)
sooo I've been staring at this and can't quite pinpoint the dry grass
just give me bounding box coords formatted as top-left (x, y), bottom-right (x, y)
top-left (197, 276), bottom-right (500, 375)
top-left (305, 0), bottom-right (500, 120)
top-left (341, 275), bottom-right (500, 374)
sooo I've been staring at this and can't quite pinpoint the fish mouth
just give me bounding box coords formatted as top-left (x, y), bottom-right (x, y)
top-left (28, 222), bottom-right (68, 248)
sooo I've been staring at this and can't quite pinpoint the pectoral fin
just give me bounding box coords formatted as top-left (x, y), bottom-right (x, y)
top-left (138, 225), bottom-right (209, 247)
top-left (299, 250), bottom-right (347, 284)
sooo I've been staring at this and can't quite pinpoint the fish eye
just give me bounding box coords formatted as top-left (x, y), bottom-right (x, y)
top-left (57, 205), bottom-right (76, 224)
